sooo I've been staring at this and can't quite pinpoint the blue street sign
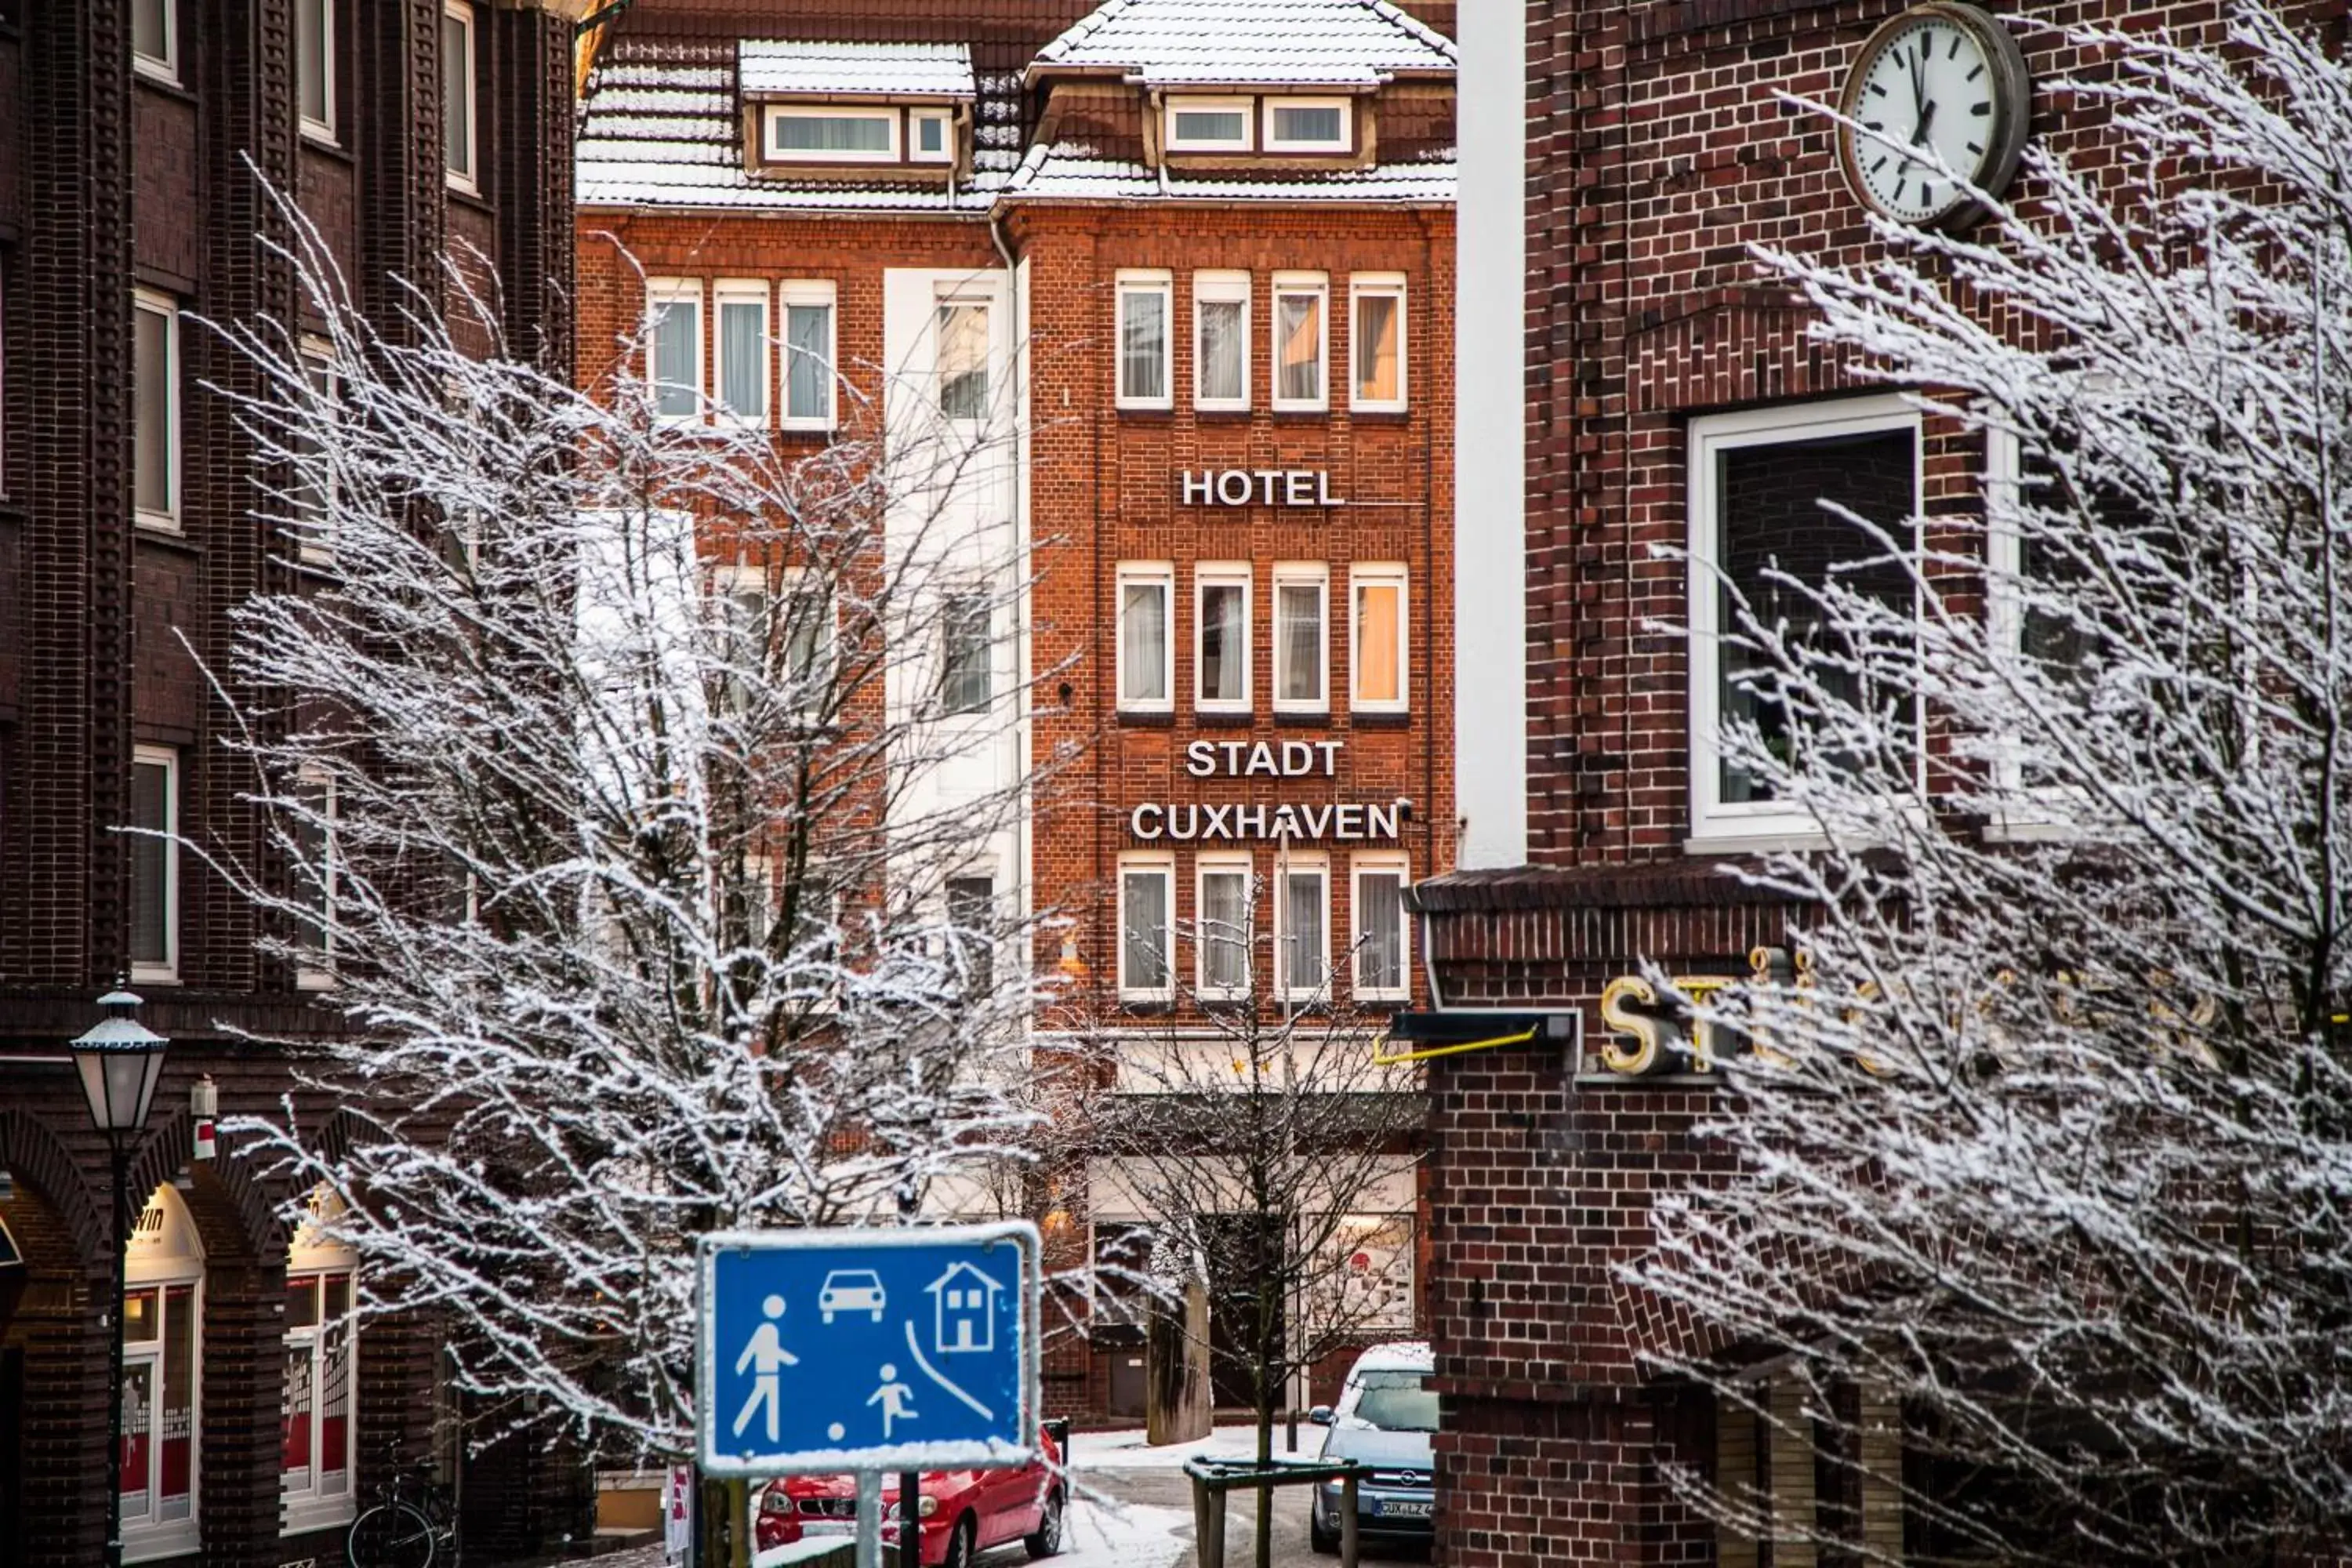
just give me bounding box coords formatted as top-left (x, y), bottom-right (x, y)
top-left (695, 1221), bottom-right (1039, 1477)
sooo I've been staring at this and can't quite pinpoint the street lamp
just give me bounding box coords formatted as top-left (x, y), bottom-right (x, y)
top-left (71, 987), bottom-right (168, 1568)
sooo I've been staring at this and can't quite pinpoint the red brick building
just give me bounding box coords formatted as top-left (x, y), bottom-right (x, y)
top-left (573, 0), bottom-right (1454, 1421)
top-left (0, 2), bottom-right (583, 1561)
top-left (1414, 2), bottom-right (2307, 1565)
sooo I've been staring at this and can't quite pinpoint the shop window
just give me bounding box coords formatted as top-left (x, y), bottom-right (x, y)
top-left (442, 2), bottom-right (476, 191)
top-left (122, 1184), bottom-right (204, 1559)
top-left (1350, 565), bottom-right (1407, 713)
top-left (1687, 395), bottom-right (1919, 845)
top-left (1116, 272), bottom-right (1173, 410)
top-left (293, 767), bottom-right (338, 989)
top-left (130, 746), bottom-right (179, 985)
top-left (1272, 274), bottom-right (1328, 412)
top-left (1349, 274), bottom-right (1406, 412)
top-left (133, 0), bottom-right (176, 81)
top-left (766, 105), bottom-right (899, 162)
top-left (646, 280), bottom-right (702, 423)
top-left (1117, 564), bottom-right (1173, 713)
top-left (1195, 565), bottom-right (1250, 713)
top-left (283, 1186), bottom-right (357, 1533)
top-left (1196, 855), bottom-right (1251, 1000)
top-left (1165, 96), bottom-right (1254, 153)
top-left (1322, 1214), bottom-right (1414, 1330)
top-left (1192, 270), bottom-right (1250, 411)
top-left (1351, 855), bottom-right (1410, 1001)
top-left (713, 281), bottom-right (770, 426)
top-left (1276, 855), bottom-right (1330, 1001)
top-left (133, 290), bottom-right (180, 530)
top-left (936, 299), bottom-right (991, 421)
top-left (1118, 855), bottom-right (1174, 1001)
top-left (938, 590), bottom-right (993, 716)
top-left (1263, 98), bottom-right (1351, 154)
top-left (296, 0), bottom-right (335, 141)
top-left (781, 281), bottom-right (837, 430)
top-left (910, 108), bottom-right (953, 163)
top-left (1272, 564), bottom-right (1329, 713)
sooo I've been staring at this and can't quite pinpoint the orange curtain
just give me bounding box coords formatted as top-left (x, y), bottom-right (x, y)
top-left (1356, 583), bottom-right (1399, 702)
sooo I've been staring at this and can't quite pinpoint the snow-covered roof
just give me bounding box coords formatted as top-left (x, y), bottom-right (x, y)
top-left (738, 38), bottom-right (976, 100)
top-left (1003, 142), bottom-right (1456, 204)
top-left (1032, 0), bottom-right (1455, 88)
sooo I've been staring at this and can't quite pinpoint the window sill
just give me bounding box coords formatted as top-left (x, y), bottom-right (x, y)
top-left (1348, 709), bottom-right (1410, 729)
top-left (1682, 829), bottom-right (1828, 857)
top-left (1192, 708), bottom-right (1255, 728)
top-left (1272, 709), bottom-right (1332, 727)
top-left (1116, 709), bottom-right (1174, 728)
top-left (132, 59), bottom-right (188, 97)
top-left (1271, 404), bottom-right (1330, 418)
top-left (1116, 996), bottom-right (1174, 1014)
top-left (1116, 402), bottom-right (1174, 418)
top-left (299, 124), bottom-right (345, 156)
top-left (135, 524), bottom-right (203, 557)
top-left (129, 967), bottom-right (183, 988)
top-left (282, 1494), bottom-right (359, 1537)
top-left (1192, 403), bottom-right (1251, 419)
top-left (123, 1521), bottom-right (201, 1564)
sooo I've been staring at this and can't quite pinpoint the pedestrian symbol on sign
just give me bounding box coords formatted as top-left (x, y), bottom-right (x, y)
top-left (730, 1294), bottom-right (800, 1443)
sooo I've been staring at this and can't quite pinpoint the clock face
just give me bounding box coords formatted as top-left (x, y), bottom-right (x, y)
top-left (1838, 4), bottom-right (2030, 227)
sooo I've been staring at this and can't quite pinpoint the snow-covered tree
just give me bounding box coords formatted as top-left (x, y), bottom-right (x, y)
top-left (1635, 9), bottom-right (2352, 1563)
top-left (209, 227), bottom-right (1056, 1483)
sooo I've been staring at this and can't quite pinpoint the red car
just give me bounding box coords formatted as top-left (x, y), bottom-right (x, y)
top-left (755, 1425), bottom-right (1065, 1567)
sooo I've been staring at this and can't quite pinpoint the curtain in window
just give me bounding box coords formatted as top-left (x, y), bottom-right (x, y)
top-left (130, 761), bottom-right (170, 966)
top-left (1278, 292), bottom-right (1322, 402)
top-left (1356, 293), bottom-right (1399, 402)
top-left (938, 303), bottom-right (990, 419)
top-left (441, 11), bottom-right (471, 178)
top-left (296, 0), bottom-right (328, 122)
top-left (1200, 869), bottom-right (1248, 989)
top-left (786, 303), bottom-right (832, 420)
top-left (776, 114), bottom-right (892, 153)
top-left (1123, 872), bottom-right (1169, 989)
top-left (1283, 870), bottom-right (1327, 992)
top-left (1356, 582), bottom-right (1400, 703)
top-left (1121, 581), bottom-right (1167, 702)
top-left (134, 308), bottom-right (171, 512)
top-left (1200, 583), bottom-right (1246, 702)
top-left (652, 300), bottom-right (698, 417)
top-left (1279, 584), bottom-right (1323, 702)
top-left (1121, 289), bottom-right (1167, 401)
top-left (1358, 871), bottom-right (1403, 991)
top-left (719, 299), bottom-right (766, 418)
top-left (1200, 298), bottom-right (1245, 402)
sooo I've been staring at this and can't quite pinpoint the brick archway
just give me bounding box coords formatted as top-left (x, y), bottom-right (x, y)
top-left (0, 1113), bottom-right (111, 1566)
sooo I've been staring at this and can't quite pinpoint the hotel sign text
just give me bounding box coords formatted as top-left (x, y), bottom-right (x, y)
top-left (1179, 470), bottom-right (1344, 507)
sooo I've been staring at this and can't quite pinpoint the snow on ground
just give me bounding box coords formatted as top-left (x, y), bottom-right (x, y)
top-left (1072, 1423), bottom-right (1324, 1471)
top-left (1054, 1496), bottom-right (1193, 1567)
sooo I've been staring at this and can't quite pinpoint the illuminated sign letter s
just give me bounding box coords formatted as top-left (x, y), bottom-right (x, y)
top-left (1599, 975), bottom-right (1674, 1076)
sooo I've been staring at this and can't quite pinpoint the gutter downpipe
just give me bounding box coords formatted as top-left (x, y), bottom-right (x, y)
top-left (990, 207), bottom-right (1036, 1047)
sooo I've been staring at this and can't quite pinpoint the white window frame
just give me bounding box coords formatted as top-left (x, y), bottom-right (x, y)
top-left (132, 0), bottom-right (178, 83)
top-left (1348, 273), bottom-right (1407, 413)
top-left (1193, 563), bottom-right (1253, 715)
top-left (1115, 270), bottom-right (1174, 411)
top-left (1274, 852), bottom-right (1331, 1004)
top-left (133, 289), bottom-right (180, 532)
top-left (296, 0), bottom-right (336, 143)
top-left (711, 279), bottom-right (771, 428)
top-left (1116, 563), bottom-right (1174, 714)
top-left (1686, 393), bottom-right (1922, 849)
top-left (295, 766), bottom-right (338, 991)
top-left (935, 294), bottom-right (993, 423)
top-left (441, 1), bottom-right (477, 192)
top-left (1349, 853), bottom-right (1411, 1002)
top-left (1262, 96), bottom-right (1353, 154)
top-left (1271, 272), bottom-right (1330, 413)
top-left (1163, 96), bottom-right (1255, 154)
top-left (279, 1239), bottom-right (358, 1534)
top-left (1192, 270), bottom-right (1252, 412)
top-left (1348, 564), bottom-right (1409, 714)
top-left (121, 1187), bottom-right (204, 1561)
top-left (764, 103), bottom-right (902, 164)
top-left (1980, 425), bottom-right (2089, 840)
top-left (645, 278), bottom-right (704, 426)
top-left (130, 745), bottom-right (180, 987)
top-left (909, 107), bottom-right (954, 164)
top-left (938, 585), bottom-right (994, 718)
top-left (293, 336), bottom-right (339, 564)
top-left (779, 279), bottom-right (838, 431)
top-left (1116, 853), bottom-right (1176, 1004)
top-left (1194, 853), bottom-right (1253, 1002)
top-left (1271, 563), bottom-right (1330, 714)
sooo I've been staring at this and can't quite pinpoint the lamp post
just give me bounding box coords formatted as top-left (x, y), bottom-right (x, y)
top-left (71, 987), bottom-right (169, 1568)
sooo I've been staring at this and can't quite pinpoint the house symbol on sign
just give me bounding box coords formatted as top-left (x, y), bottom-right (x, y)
top-left (925, 1261), bottom-right (1002, 1354)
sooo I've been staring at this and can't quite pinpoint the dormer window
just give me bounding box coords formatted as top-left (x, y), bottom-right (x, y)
top-left (1165, 96), bottom-right (1254, 154)
top-left (764, 105), bottom-right (899, 162)
top-left (1263, 97), bottom-right (1352, 154)
top-left (910, 108), bottom-right (953, 163)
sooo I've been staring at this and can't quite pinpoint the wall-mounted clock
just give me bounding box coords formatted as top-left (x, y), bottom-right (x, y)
top-left (1836, 3), bottom-right (2031, 227)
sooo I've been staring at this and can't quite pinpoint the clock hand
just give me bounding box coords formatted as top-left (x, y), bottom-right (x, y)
top-left (1911, 98), bottom-right (1937, 146)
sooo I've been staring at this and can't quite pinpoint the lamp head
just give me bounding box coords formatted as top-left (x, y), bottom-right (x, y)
top-left (71, 988), bottom-right (169, 1138)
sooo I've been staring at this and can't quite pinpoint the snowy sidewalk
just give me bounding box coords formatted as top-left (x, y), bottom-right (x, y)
top-left (1070, 1422), bottom-right (1324, 1471)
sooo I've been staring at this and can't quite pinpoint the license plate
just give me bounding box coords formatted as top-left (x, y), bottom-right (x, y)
top-left (1375, 1499), bottom-right (1432, 1519)
top-left (803, 1522), bottom-right (855, 1537)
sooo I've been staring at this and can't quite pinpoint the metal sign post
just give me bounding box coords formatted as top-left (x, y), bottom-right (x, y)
top-left (695, 1221), bottom-right (1041, 1565)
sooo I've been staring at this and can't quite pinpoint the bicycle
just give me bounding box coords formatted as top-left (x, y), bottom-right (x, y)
top-left (347, 1465), bottom-right (459, 1568)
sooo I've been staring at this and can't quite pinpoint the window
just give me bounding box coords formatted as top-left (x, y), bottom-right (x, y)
top-left (1263, 97), bottom-right (1352, 154)
top-left (1272, 565), bottom-right (1328, 713)
top-left (766, 105), bottom-right (898, 162)
top-left (1687, 395), bottom-right (1921, 844)
top-left (441, 2), bottom-right (476, 190)
top-left (938, 590), bottom-right (992, 716)
top-left (1272, 274), bottom-right (1327, 411)
top-left (1195, 565), bottom-right (1251, 713)
top-left (713, 281), bottom-right (769, 426)
top-left (283, 1192), bottom-right (357, 1532)
top-left (292, 339), bottom-right (338, 563)
top-left (910, 108), bottom-right (953, 163)
top-left (1116, 272), bottom-right (1172, 409)
top-left (1165, 96), bottom-right (1254, 153)
top-left (130, 746), bottom-right (179, 985)
top-left (1352, 855), bottom-right (1410, 1001)
top-left (296, 0), bottom-right (335, 140)
top-left (294, 768), bottom-right (337, 989)
top-left (781, 281), bottom-right (837, 430)
top-left (1350, 274), bottom-right (1406, 412)
top-left (132, 0), bottom-right (176, 80)
top-left (1196, 855), bottom-right (1252, 1000)
top-left (122, 1184), bottom-right (204, 1558)
top-left (937, 299), bottom-right (991, 421)
top-left (1350, 565), bottom-right (1407, 713)
top-left (1117, 565), bottom-right (1173, 713)
top-left (1118, 855), bottom-right (1174, 1000)
top-left (1276, 855), bottom-right (1330, 1001)
top-left (133, 290), bottom-right (179, 529)
top-left (1192, 270), bottom-right (1250, 411)
top-left (646, 280), bottom-right (702, 423)
top-left (778, 570), bottom-right (833, 720)
top-left (713, 567), bottom-right (832, 722)
top-left (946, 873), bottom-right (994, 995)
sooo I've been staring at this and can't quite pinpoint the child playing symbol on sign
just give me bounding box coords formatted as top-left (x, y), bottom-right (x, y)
top-left (731, 1295), bottom-right (800, 1443)
top-left (868, 1363), bottom-right (917, 1438)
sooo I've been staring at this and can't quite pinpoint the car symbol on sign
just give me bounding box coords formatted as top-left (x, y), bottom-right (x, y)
top-left (818, 1269), bottom-right (887, 1324)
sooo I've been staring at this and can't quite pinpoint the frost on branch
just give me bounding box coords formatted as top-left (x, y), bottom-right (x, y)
top-left (210, 225), bottom-right (1057, 1464)
top-left (1636, 9), bottom-right (2352, 1563)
